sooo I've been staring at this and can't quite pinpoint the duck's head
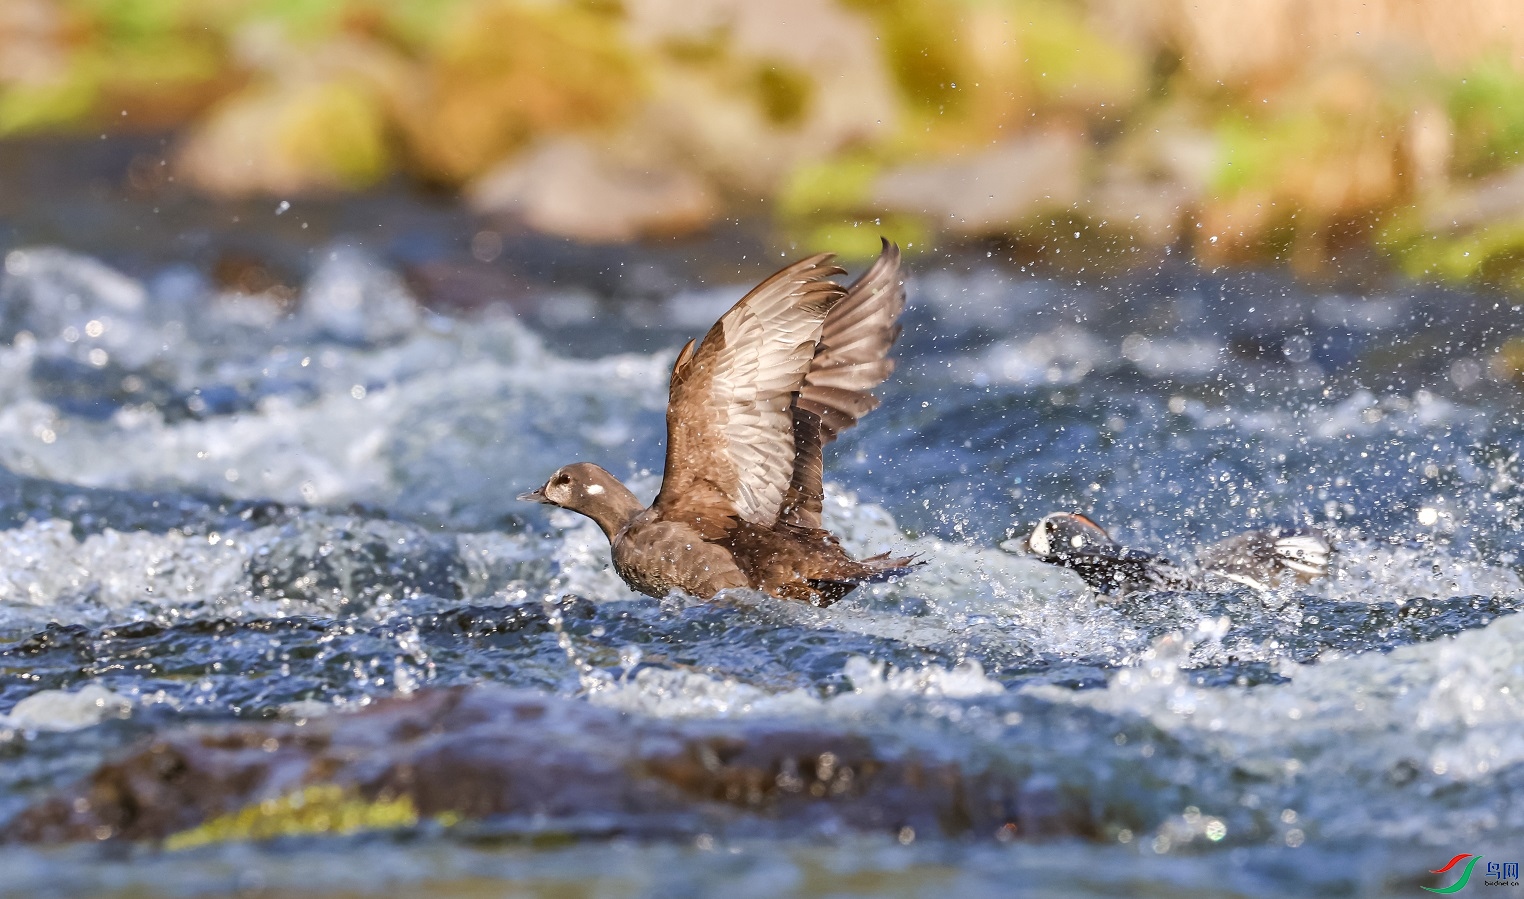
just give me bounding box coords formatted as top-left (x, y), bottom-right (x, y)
top-left (1024, 512), bottom-right (1118, 559)
top-left (519, 463), bottom-right (643, 538)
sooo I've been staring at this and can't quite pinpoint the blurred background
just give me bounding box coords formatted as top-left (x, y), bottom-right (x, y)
top-left (6, 0), bottom-right (1524, 288)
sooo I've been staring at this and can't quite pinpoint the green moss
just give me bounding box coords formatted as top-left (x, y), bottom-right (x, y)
top-left (1380, 209), bottom-right (1524, 294)
top-left (1207, 75), bottom-right (1412, 219)
top-left (1209, 96), bottom-right (1380, 200)
top-left (1212, 111), bottom-right (1306, 195)
top-left (778, 153), bottom-right (934, 259)
top-left (0, 74), bottom-right (98, 136)
top-left (779, 154), bottom-right (882, 219)
top-left (1016, 0), bottom-right (1145, 109)
top-left (66, 0), bottom-right (204, 38)
top-left (1447, 57), bottom-right (1524, 177)
top-left (101, 39), bottom-right (225, 90)
top-left (164, 784), bottom-right (427, 851)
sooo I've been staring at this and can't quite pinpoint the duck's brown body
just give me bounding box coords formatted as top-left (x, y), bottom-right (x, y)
top-left (614, 513), bottom-right (908, 605)
top-left (522, 241), bottom-right (917, 606)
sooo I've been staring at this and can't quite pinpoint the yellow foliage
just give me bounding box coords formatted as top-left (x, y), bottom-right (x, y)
top-left (1014, 0), bottom-right (1146, 111)
top-left (0, 71), bottom-right (96, 136)
top-left (779, 155), bottom-right (882, 219)
top-left (178, 75), bottom-right (393, 194)
top-left (1198, 61), bottom-right (1439, 263)
top-left (750, 62), bottom-right (814, 127)
top-left (404, 0), bottom-right (645, 182)
top-left (12, 0), bottom-right (1524, 266)
top-left (274, 79), bottom-right (392, 188)
top-left (791, 216), bottom-right (932, 261)
top-left (845, 0), bottom-right (1145, 154)
top-left (1494, 338), bottom-right (1524, 380)
top-left (1380, 210), bottom-right (1524, 294)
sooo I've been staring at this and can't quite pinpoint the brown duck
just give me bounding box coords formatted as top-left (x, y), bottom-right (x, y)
top-left (520, 240), bottom-right (918, 606)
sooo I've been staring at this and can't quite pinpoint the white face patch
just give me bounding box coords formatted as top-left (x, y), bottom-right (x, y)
top-left (1028, 519), bottom-right (1052, 556)
top-left (586, 484), bottom-right (605, 496)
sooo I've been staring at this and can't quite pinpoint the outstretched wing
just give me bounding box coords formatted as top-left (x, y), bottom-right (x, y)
top-left (654, 254), bottom-right (846, 534)
top-left (779, 239), bottom-right (906, 529)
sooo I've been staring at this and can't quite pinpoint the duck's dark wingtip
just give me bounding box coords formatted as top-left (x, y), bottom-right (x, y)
top-left (804, 252), bottom-right (847, 280)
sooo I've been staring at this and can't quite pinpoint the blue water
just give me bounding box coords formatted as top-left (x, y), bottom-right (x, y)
top-left (0, 239), bottom-right (1522, 897)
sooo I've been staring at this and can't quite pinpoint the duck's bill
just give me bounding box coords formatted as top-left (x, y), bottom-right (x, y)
top-left (517, 489), bottom-right (551, 504)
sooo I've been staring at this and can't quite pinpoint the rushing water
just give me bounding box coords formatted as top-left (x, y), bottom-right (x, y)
top-left (0, 238), bottom-right (1523, 897)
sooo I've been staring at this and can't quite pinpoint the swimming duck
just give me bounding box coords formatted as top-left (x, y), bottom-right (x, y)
top-left (1011, 512), bottom-right (1332, 594)
top-left (521, 240), bottom-right (918, 606)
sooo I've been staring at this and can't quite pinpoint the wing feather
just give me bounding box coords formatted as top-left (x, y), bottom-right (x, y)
top-left (802, 239), bottom-right (906, 442)
top-left (656, 254), bottom-right (846, 530)
top-left (779, 239), bottom-right (906, 529)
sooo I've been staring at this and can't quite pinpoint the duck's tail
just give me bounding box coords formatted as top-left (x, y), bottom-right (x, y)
top-left (856, 551), bottom-right (925, 582)
top-left (1196, 527), bottom-right (1334, 591)
top-left (802, 552), bottom-right (922, 606)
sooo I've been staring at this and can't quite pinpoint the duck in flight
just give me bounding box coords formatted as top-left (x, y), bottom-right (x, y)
top-left (520, 240), bottom-right (919, 606)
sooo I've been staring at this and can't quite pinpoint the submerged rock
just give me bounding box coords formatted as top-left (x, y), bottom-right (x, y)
top-left (2, 686), bottom-right (1095, 846)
